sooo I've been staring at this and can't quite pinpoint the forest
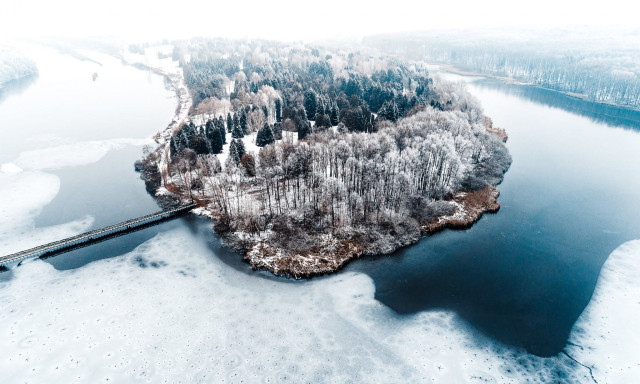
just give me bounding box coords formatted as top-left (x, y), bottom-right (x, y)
top-left (364, 28), bottom-right (640, 108)
top-left (140, 39), bottom-right (511, 277)
top-left (0, 46), bottom-right (38, 88)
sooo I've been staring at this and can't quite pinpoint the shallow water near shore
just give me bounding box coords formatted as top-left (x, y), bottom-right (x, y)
top-left (1, 46), bottom-right (639, 381)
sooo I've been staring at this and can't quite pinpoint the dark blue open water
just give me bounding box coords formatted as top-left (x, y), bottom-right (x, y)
top-left (2, 48), bottom-right (640, 357)
top-left (347, 78), bottom-right (640, 356)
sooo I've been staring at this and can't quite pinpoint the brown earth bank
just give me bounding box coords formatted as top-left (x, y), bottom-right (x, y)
top-left (484, 116), bottom-right (508, 142)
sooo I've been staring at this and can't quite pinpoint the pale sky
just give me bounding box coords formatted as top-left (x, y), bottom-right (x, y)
top-left (1, 0), bottom-right (638, 43)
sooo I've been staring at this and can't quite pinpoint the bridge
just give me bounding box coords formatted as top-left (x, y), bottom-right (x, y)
top-left (0, 203), bottom-right (197, 270)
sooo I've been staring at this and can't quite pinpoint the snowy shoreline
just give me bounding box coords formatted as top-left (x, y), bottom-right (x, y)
top-left (128, 47), bottom-right (510, 279)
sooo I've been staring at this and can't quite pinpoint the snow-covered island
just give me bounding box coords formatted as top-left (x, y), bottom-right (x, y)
top-left (0, 46), bottom-right (38, 89)
top-left (135, 40), bottom-right (511, 278)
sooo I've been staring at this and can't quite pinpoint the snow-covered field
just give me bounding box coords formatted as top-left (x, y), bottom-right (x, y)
top-left (1, 194), bottom-right (638, 384)
top-left (2, 43), bottom-right (638, 383)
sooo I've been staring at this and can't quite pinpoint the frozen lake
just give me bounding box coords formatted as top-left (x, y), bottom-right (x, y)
top-left (0, 47), bottom-right (639, 383)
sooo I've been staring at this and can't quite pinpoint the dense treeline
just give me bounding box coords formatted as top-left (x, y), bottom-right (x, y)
top-left (144, 39), bottom-right (510, 272)
top-left (0, 47), bottom-right (38, 88)
top-left (365, 29), bottom-right (640, 108)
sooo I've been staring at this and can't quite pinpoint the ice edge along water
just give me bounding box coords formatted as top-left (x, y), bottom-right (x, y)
top-left (0, 125), bottom-right (637, 382)
top-left (1, 47), bottom-right (637, 383)
top-left (0, 223), bottom-right (638, 383)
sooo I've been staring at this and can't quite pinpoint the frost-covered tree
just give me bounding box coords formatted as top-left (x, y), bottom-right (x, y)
top-left (229, 139), bottom-right (246, 164)
top-left (256, 124), bottom-right (275, 147)
top-left (169, 136), bottom-right (178, 158)
top-left (378, 100), bottom-right (399, 122)
top-left (209, 126), bottom-right (223, 154)
top-left (303, 90), bottom-right (318, 120)
top-left (189, 135), bottom-right (210, 155)
top-left (232, 120), bottom-right (244, 139)
top-left (330, 106), bottom-right (339, 126)
top-left (275, 99), bottom-right (282, 122)
top-left (227, 113), bottom-right (233, 133)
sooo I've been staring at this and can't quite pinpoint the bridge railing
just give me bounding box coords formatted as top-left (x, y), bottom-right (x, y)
top-left (0, 203), bottom-right (196, 268)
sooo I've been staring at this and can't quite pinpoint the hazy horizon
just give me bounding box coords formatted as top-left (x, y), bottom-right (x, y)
top-left (2, 0), bottom-right (639, 43)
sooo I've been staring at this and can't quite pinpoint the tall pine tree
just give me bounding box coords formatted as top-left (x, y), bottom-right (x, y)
top-left (330, 106), bottom-right (339, 126)
top-left (303, 90), bottom-right (317, 120)
top-left (169, 136), bottom-right (178, 158)
top-left (210, 127), bottom-right (223, 154)
top-left (232, 120), bottom-right (244, 139)
top-left (239, 108), bottom-right (249, 135)
top-left (256, 124), bottom-right (275, 147)
top-left (275, 99), bottom-right (282, 122)
top-left (233, 113), bottom-right (240, 134)
top-left (216, 117), bottom-right (226, 144)
top-left (229, 139), bottom-right (246, 164)
top-left (226, 113), bottom-right (233, 133)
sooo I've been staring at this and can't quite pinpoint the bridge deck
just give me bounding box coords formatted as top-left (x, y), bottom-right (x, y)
top-left (0, 203), bottom-right (196, 269)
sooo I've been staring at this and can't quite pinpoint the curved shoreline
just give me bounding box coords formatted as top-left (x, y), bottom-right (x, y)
top-left (134, 54), bottom-right (509, 279)
top-left (240, 184), bottom-right (503, 279)
top-left (435, 63), bottom-right (640, 113)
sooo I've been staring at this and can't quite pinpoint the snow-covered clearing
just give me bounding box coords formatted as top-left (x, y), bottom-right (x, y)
top-left (0, 222), bottom-right (637, 383)
top-left (214, 130), bottom-right (298, 166)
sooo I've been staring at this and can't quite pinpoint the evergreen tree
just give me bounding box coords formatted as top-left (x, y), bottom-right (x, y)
top-left (262, 105), bottom-right (269, 119)
top-left (217, 117), bottom-right (227, 144)
top-left (229, 140), bottom-right (240, 165)
top-left (227, 113), bottom-right (233, 133)
top-left (205, 120), bottom-right (215, 141)
top-left (297, 119), bottom-right (312, 140)
top-left (233, 113), bottom-right (240, 133)
top-left (395, 94), bottom-right (409, 118)
top-left (176, 128), bottom-right (188, 149)
top-left (315, 101), bottom-right (324, 121)
top-left (256, 124), bottom-right (275, 147)
top-left (236, 138), bottom-right (246, 157)
top-left (239, 108), bottom-right (248, 135)
top-left (210, 127), bottom-right (223, 154)
top-left (303, 90), bottom-right (317, 120)
top-left (272, 122), bottom-right (283, 140)
top-left (232, 120), bottom-right (244, 139)
top-left (330, 106), bottom-right (339, 126)
top-left (275, 99), bottom-right (282, 122)
top-left (315, 113), bottom-right (331, 129)
top-left (378, 100), bottom-right (399, 122)
top-left (229, 139), bottom-right (246, 164)
top-left (190, 135), bottom-right (210, 155)
top-left (169, 136), bottom-right (178, 158)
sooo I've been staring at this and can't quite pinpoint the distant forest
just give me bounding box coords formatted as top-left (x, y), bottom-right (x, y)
top-left (0, 47), bottom-right (38, 88)
top-left (365, 28), bottom-right (640, 108)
